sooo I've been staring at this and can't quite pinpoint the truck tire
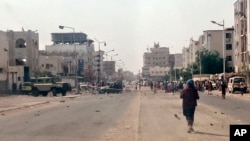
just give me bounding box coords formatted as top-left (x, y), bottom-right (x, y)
top-left (52, 88), bottom-right (57, 96)
top-left (62, 90), bottom-right (67, 96)
top-left (32, 89), bottom-right (39, 97)
top-left (42, 92), bottom-right (48, 97)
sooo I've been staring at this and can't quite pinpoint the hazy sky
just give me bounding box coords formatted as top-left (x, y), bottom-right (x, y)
top-left (0, 0), bottom-right (236, 74)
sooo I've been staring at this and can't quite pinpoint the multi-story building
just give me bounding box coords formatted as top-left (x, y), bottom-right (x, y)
top-left (182, 47), bottom-right (190, 68)
top-left (45, 32), bottom-right (95, 79)
top-left (234, 0), bottom-right (248, 75)
top-left (103, 61), bottom-right (115, 81)
top-left (0, 29), bottom-right (39, 91)
top-left (174, 54), bottom-right (183, 69)
top-left (142, 42), bottom-right (170, 79)
top-left (149, 66), bottom-right (169, 81)
top-left (202, 29), bottom-right (234, 72)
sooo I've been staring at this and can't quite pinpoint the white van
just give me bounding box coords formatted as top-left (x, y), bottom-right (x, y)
top-left (228, 76), bottom-right (247, 93)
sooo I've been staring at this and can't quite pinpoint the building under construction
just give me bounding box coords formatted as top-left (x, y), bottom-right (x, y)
top-left (51, 32), bottom-right (93, 44)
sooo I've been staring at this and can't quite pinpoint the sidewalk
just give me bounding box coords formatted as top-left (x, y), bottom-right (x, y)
top-left (201, 89), bottom-right (250, 100)
top-left (0, 91), bottom-right (81, 113)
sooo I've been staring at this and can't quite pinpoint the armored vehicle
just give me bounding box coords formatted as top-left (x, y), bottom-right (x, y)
top-left (30, 77), bottom-right (68, 97)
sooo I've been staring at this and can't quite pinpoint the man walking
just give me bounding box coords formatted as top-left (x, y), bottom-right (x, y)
top-left (180, 79), bottom-right (200, 133)
top-left (221, 81), bottom-right (227, 99)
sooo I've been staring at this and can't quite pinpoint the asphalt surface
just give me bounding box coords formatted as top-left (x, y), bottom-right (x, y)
top-left (0, 87), bottom-right (250, 141)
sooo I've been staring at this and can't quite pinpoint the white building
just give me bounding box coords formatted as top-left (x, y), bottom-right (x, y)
top-left (149, 66), bottom-right (170, 81)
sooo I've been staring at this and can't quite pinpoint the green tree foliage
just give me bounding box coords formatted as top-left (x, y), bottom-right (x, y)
top-left (195, 49), bottom-right (223, 74)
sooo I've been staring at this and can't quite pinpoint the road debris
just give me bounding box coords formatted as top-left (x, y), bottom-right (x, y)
top-left (60, 99), bottom-right (65, 103)
top-left (174, 114), bottom-right (181, 120)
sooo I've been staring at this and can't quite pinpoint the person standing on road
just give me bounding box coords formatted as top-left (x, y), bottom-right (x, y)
top-left (180, 79), bottom-right (200, 133)
top-left (240, 82), bottom-right (244, 96)
top-left (221, 81), bottom-right (227, 99)
top-left (164, 80), bottom-right (168, 93)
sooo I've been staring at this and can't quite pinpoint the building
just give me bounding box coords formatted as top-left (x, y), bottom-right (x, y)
top-left (174, 54), bottom-right (183, 69)
top-left (149, 66), bottom-right (169, 81)
top-left (202, 29), bottom-right (234, 72)
top-left (142, 42), bottom-right (170, 79)
top-left (234, 0), bottom-right (248, 75)
top-left (103, 61), bottom-right (115, 81)
top-left (38, 54), bottom-right (65, 76)
top-left (7, 30), bottom-right (39, 79)
top-left (45, 32), bottom-right (96, 80)
top-left (0, 30), bottom-right (39, 91)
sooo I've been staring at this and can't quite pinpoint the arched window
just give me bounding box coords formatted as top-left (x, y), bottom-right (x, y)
top-left (16, 38), bottom-right (27, 48)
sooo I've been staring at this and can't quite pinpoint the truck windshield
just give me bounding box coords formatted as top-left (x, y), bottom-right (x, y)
top-left (234, 78), bottom-right (245, 83)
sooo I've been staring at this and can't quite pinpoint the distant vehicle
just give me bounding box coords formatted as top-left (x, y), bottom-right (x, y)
top-left (30, 77), bottom-right (68, 97)
top-left (211, 81), bottom-right (217, 90)
top-left (228, 76), bottom-right (247, 93)
top-left (98, 81), bottom-right (123, 94)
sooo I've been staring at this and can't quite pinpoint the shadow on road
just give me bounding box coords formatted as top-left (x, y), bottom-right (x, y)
top-left (194, 131), bottom-right (229, 137)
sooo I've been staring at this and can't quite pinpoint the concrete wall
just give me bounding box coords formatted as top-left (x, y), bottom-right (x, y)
top-left (39, 55), bottom-right (64, 75)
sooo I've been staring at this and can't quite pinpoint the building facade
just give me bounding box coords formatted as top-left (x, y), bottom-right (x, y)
top-left (0, 29), bottom-right (39, 91)
top-left (142, 42), bottom-right (170, 79)
top-left (234, 0), bottom-right (248, 74)
top-left (45, 32), bottom-right (96, 80)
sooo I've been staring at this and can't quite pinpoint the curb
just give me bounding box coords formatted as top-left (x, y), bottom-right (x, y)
top-left (0, 95), bottom-right (81, 114)
top-left (0, 101), bottom-right (50, 113)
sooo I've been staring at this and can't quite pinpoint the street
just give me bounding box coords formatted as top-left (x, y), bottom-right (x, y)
top-left (0, 87), bottom-right (250, 141)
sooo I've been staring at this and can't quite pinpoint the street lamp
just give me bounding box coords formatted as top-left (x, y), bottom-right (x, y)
top-left (109, 53), bottom-right (118, 61)
top-left (94, 38), bottom-right (106, 84)
top-left (105, 49), bottom-right (114, 61)
top-left (59, 25), bottom-right (80, 94)
top-left (3, 48), bottom-right (9, 90)
top-left (211, 20), bottom-right (225, 81)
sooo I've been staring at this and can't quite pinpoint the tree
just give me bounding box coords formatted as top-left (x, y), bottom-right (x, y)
top-left (195, 49), bottom-right (223, 74)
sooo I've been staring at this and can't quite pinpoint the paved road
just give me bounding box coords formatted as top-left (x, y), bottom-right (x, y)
top-left (0, 87), bottom-right (249, 141)
top-left (0, 93), bottom-right (138, 141)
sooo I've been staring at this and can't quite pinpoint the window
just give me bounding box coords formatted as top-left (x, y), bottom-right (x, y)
top-left (226, 33), bottom-right (231, 38)
top-left (226, 44), bottom-right (232, 50)
top-left (226, 56), bottom-right (232, 61)
top-left (46, 64), bottom-right (50, 69)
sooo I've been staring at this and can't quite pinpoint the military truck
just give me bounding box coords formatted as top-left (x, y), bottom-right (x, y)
top-left (30, 77), bottom-right (68, 97)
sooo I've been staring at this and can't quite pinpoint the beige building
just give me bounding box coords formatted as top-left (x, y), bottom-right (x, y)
top-left (7, 30), bottom-right (39, 78)
top-left (0, 30), bottom-right (39, 91)
top-left (234, 0), bottom-right (248, 74)
top-left (38, 55), bottom-right (65, 75)
top-left (202, 29), bottom-right (234, 72)
top-left (185, 29), bottom-right (234, 73)
top-left (142, 42), bottom-right (170, 79)
top-left (174, 54), bottom-right (183, 69)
